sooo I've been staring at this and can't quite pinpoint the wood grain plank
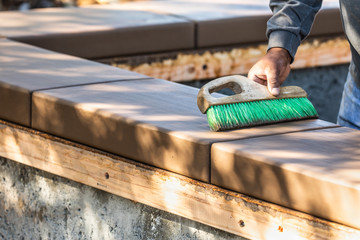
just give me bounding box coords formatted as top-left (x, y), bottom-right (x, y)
top-left (0, 121), bottom-right (359, 240)
top-left (112, 37), bottom-right (350, 82)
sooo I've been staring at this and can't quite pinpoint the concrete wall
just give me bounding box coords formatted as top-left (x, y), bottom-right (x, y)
top-left (187, 64), bottom-right (349, 124)
top-left (0, 157), bottom-right (247, 240)
top-left (0, 64), bottom-right (349, 239)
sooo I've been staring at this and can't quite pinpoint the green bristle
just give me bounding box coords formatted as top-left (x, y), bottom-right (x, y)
top-left (206, 97), bottom-right (318, 131)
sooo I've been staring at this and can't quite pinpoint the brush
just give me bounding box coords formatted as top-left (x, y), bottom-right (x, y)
top-left (197, 75), bottom-right (318, 131)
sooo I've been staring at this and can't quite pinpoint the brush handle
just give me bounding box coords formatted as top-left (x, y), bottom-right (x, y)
top-left (197, 75), bottom-right (307, 114)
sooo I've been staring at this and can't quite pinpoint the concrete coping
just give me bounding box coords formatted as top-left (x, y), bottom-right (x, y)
top-left (0, 0), bottom-right (343, 59)
top-left (0, 4), bottom-right (357, 230)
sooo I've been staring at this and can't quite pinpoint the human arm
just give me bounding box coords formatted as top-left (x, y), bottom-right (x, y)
top-left (248, 0), bottom-right (323, 96)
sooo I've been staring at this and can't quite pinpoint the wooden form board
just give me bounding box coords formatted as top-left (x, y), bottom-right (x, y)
top-left (0, 120), bottom-right (359, 240)
top-left (112, 36), bottom-right (351, 82)
top-left (31, 78), bottom-right (336, 182)
top-left (211, 127), bottom-right (360, 230)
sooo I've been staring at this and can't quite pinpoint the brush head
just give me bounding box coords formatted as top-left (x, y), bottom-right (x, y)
top-left (197, 75), bottom-right (319, 131)
top-left (206, 97), bottom-right (318, 131)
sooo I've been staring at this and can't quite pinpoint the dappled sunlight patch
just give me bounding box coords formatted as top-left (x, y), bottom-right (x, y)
top-left (2, 174), bottom-right (24, 216)
top-left (259, 150), bottom-right (327, 161)
top-left (76, 102), bottom-right (146, 115)
top-left (161, 178), bottom-right (182, 210)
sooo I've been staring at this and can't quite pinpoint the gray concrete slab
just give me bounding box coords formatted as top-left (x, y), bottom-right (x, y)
top-left (211, 127), bottom-right (360, 229)
top-left (0, 6), bottom-right (194, 59)
top-left (116, 0), bottom-right (343, 47)
top-left (32, 78), bottom-right (335, 182)
top-left (0, 39), bottom-right (148, 126)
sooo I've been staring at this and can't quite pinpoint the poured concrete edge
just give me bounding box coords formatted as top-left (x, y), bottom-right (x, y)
top-left (11, 22), bottom-right (195, 59)
top-left (187, 3), bottom-right (342, 48)
top-left (0, 2), bottom-right (343, 56)
top-left (0, 39), bottom-right (150, 126)
top-left (31, 77), bottom-right (337, 182)
top-left (31, 80), bottom-right (211, 182)
top-left (102, 1), bottom-right (342, 48)
top-left (0, 84), bottom-right (31, 126)
top-left (31, 97), bottom-right (211, 182)
top-left (197, 14), bottom-right (270, 47)
top-left (211, 127), bottom-right (360, 229)
top-left (0, 6), bottom-right (195, 59)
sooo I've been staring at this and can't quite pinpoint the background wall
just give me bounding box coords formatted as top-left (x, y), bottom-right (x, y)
top-left (284, 64), bottom-right (349, 123)
top-left (0, 64), bottom-right (349, 239)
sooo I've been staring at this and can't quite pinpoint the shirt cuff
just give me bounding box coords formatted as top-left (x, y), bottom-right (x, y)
top-left (267, 30), bottom-right (301, 64)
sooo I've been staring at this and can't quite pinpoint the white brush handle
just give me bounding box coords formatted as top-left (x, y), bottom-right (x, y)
top-left (197, 75), bottom-right (307, 114)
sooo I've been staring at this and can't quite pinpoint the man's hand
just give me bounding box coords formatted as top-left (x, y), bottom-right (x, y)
top-left (248, 48), bottom-right (292, 96)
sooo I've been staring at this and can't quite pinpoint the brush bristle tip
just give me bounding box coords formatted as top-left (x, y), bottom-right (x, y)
top-left (206, 97), bottom-right (318, 131)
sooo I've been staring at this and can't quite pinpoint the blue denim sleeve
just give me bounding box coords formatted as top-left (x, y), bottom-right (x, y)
top-left (267, 0), bottom-right (323, 61)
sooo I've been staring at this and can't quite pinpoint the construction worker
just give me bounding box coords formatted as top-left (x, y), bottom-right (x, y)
top-left (248, 0), bottom-right (359, 130)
